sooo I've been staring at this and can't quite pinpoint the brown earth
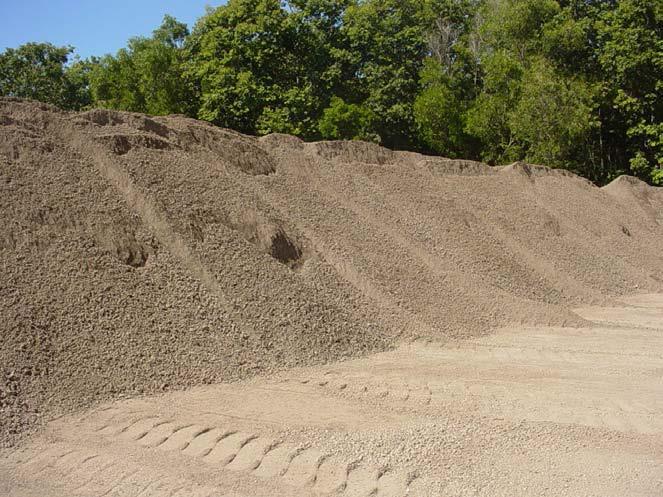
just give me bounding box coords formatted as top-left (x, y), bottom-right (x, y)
top-left (2, 296), bottom-right (662, 496)
top-left (1, 98), bottom-right (663, 494)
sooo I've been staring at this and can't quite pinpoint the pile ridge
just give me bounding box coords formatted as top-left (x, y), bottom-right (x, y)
top-left (1, 98), bottom-right (662, 445)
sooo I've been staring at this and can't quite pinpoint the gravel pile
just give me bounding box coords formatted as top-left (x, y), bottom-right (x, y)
top-left (1, 98), bottom-right (661, 446)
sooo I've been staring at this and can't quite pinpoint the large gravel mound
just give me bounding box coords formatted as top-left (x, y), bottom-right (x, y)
top-left (1, 98), bottom-right (662, 445)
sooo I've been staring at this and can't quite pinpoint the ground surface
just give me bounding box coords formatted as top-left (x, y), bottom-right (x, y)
top-left (3, 99), bottom-right (663, 445)
top-left (3, 294), bottom-right (662, 497)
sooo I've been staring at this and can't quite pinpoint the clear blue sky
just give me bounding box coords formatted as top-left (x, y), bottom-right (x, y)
top-left (1, 1), bottom-right (224, 58)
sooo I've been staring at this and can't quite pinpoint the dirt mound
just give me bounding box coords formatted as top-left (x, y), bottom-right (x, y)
top-left (603, 175), bottom-right (663, 226)
top-left (1, 98), bottom-right (663, 446)
top-left (423, 157), bottom-right (495, 177)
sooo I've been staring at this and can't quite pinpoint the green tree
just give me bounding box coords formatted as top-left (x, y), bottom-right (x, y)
top-left (89, 15), bottom-right (194, 115)
top-left (480, 0), bottom-right (560, 62)
top-left (318, 96), bottom-right (374, 140)
top-left (509, 58), bottom-right (597, 169)
top-left (414, 60), bottom-right (468, 157)
top-left (342, 0), bottom-right (428, 149)
top-left (596, 0), bottom-right (663, 183)
top-left (0, 42), bottom-right (90, 109)
top-left (464, 50), bottom-right (524, 163)
top-left (413, 1), bottom-right (483, 158)
top-left (186, 0), bottom-right (350, 138)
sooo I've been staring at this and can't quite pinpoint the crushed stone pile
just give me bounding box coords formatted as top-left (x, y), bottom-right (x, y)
top-left (1, 98), bottom-right (662, 446)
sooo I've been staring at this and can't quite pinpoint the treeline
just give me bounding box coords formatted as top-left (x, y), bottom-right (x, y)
top-left (1, 0), bottom-right (661, 185)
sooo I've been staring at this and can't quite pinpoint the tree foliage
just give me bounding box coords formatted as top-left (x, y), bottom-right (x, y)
top-left (0, 43), bottom-right (90, 110)
top-left (596, 0), bottom-right (663, 183)
top-left (1, 0), bottom-right (661, 185)
top-left (88, 15), bottom-right (194, 115)
top-left (319, 96), bottom-right (374, 140)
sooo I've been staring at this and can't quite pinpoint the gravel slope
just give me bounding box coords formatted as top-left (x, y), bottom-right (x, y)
top-left (2, 296), bottom-right (662, 497)
top-left (1, 98), bottom-right (662, 446)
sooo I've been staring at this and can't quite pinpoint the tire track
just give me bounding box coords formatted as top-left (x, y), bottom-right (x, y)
top-left (64, 408), bottom-right (425, 496)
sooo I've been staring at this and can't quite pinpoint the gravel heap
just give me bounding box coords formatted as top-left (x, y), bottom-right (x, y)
top-left (1, 98), bottom-right (662, 446)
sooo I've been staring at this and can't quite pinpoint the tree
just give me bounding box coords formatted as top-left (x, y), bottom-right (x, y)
top-left (186, 0), bottom-right (349, 138)
top-left (464, 50), bottom-right (524, 163)
top-left (0, 43), bottom-right (90, 110)
top-left (2, 0), bottom-right (660, 187)
top-left (413, 1), bottom-right (484, 158)
top-left (480, 0), bottom-right (560, 62)
top-left (596, 0), bottom-right (663, 183)
top-left (414, 59), bottom-right (470, 156)
top-left (509, 57), bottom-right (597, 170)
top-left (318, 96), bottom-right (374, 140)
top-left (89, 15), bottom-right (195, 115)
top-left (342, 0), bottom-right (428, 149)
top-left (420, 0), bottom-right (482, 74)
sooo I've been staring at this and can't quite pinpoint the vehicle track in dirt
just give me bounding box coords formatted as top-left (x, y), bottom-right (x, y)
top-left (3, 295), bottom-right (662, 496)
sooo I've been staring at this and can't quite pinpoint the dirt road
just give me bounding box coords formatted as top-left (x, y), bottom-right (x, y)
top-left (3, 294), bottom-right (662, 497)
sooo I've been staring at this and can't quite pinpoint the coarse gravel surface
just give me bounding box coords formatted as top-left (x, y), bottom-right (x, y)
top-left (2, 296), bottom-right (662, 496)
top-left (1, 98), bottom-right (663, 495)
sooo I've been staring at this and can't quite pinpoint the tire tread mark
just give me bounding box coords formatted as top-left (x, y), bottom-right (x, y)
top-left (71, 461), bottom-right (117, 492)
top-left (16, 446), bottom-right (63, 468)
top-left (253, 443), bottom-right (301, 478)
top-left (134, 419), bottom-right (173, 441)
top-left (222, 433), bottom-right (259, 466)
top-left (282, 447), bottom-right (324, 488)
top-left (93, 410), bottom-right (142, 433)
top-left (153, 424), bottom-right (196, 449)
top-left (115, 416), bottom-right (159, 436)
top-left (226, 437), bottom-right (277, 471)
top-left (176, 426), bottom-right (213, 452)
top-left (203, 431), bottom-right (252, 465)
top-left (314, 455), bottom-right (350, 494)
top-left (185, 429), bottom-right (236, 458)
top-left (59, 452), bottom-right (100, 478)
top-left (33, 449), bottom-right (77, 475)
top-left (96, 469), bottom-right (140, 497)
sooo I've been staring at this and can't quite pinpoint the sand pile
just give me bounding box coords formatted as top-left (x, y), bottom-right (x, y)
top-left (1, 98), bottom-right (662, 445)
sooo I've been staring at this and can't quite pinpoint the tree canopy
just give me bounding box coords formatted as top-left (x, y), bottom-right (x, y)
top-left (1, 0), bottom-right (661, 185)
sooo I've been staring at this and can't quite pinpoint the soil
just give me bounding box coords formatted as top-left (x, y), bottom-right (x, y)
top-left (1, 98), bottom-right (662, 495)
top-left (2, 296), bottom-right (662, 496)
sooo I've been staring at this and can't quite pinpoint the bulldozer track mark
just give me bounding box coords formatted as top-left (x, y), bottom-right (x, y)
top-left (20, 406), bottom-right (428, 496)
top-left (165, 485), bottom-right (186, 497)
top-left (119, 416), bottom-right (167, 441)
top-left (226, 437), bottom-right (277, 471)
top-left (57, 452), bottom-right (101, 478)
top-left (294, 373), bottom-right (434, 410)
top-left (204, 431), bottom-right (255, 465)
top-left (151, 423), bottom-right (197, 448)
top-left (282, 447), bottom-right (324, 487)
top-left (138, 421), bottom-right (187, 447)
top-left (15, 445), bottom-right (63, 468)
top-left (32, 449), bottom-right (78, 475)
top-left (76, 406), bottom-right (122, 426)
top-left (94, 412), bottom-right (151, 435)
top-left (71, 461), bottom-right (118, 492)
top-left (345, 465), bottom-right (379, 497)
top-left (133, 477), bottom-right (166, 497)
top-left (253, 442), bottom-right (299, 478)
top-left (134, 419), bottom-right (173, 441)
top-left (315, 456), bottom-right (351, 494)
top-left (160, 425), bottom-right (212, 452)
top-left (96, 469), bottom-right (141, 497)
top-left (182, 427), bottom-right (232, 457)
top-left (78, 409), bottom-right (423, 495)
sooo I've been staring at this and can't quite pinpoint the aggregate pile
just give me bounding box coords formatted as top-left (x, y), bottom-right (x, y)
top-left (1, 98), bottom-right (662, 446)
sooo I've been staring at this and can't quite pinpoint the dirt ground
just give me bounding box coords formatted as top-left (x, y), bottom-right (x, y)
top-left (1, 98), bottom-right (663, 495)
top-left (2, 294), bottom-right (662, 496)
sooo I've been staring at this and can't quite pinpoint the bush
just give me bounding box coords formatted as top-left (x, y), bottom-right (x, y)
top-left (318, 97), bottom-right (375, 141)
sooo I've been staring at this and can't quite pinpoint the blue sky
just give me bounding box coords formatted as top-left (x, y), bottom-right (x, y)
top-left (1, 1), bottom-right (224, 58)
